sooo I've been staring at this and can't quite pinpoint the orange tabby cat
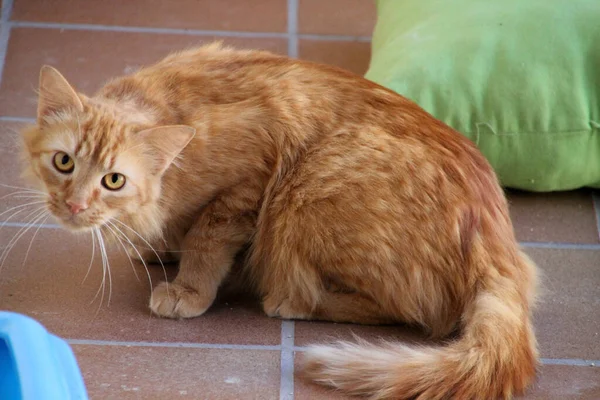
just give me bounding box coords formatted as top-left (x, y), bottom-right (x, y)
top-left (21, 43), bottom-right (538, 399)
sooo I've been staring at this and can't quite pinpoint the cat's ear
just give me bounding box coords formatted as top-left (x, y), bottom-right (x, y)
top-left (37, 65), bottom-right (84, 123)
top-left (137, 125), bottom-right (197, 174)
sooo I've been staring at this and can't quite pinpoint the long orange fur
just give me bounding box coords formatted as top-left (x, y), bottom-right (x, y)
top-left (21, 43), bottom-right (538, 399)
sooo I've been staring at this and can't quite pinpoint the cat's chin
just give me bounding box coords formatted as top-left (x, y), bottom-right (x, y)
top-left (53, 213), bottom-right (101, 232)
top-left (57, 219), bottom-right (96, 232)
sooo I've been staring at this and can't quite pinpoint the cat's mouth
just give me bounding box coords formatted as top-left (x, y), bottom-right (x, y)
top-left (59, 215), bottom-right (94, 231)
top-left (56, 214), bottom-right (96, 231)
top-left (48, 202), bottom-right (99, 231)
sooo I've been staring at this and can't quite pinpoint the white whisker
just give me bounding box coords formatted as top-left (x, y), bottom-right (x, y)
top-left (106, 221), bottom-right (153, 292)
top-left (0, 200), bottom-right (47, 221)
top-left (0, 207), bottom-right (49, 270)
top-left (0, 205), bottom-right (46, 243)
top-left (0, 183), bottom-right (46, 195)
top-left (0, 191), bottom-right (47, 200)
top-left (111, 218), bottom-right (169, 289)
top-left (82, 228), bottom-right (96, 285)
top-left (96, 227), bottom-right (113, 307)
top-left (21, 213), bottom-right (51, 267)
top-left (0, 205), bottom-right (49, 236)
top-left (5, 204), bottom-right (47, 224)
top-left (103, 222), bottom-right (140, 281)
top-left (96, 229), bottom-right (108, 306)
top-left (90, 228), bottom-right (105, 306)
top-left (10, 195), bottom-right (49, 199)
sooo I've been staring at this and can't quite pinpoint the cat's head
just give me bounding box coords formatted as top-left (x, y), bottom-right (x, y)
top-left (21, 66), bottom-right (195, 232)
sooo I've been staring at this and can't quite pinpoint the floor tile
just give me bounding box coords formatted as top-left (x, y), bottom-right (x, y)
top-left (12, 0), bottom-right (288, 32)
top-left (294, 359), bottom-right (600, 400)
top-left (298, 39), bottom-right (371, 75)
top-left (523, 364), bottom-right (600, 400)
top-left (0, 121), bottom-right (26, 192)
top-left (73, 345), bottom-right (280, 400)
top-left (298, 0), bottom-right (376, 36)
top-left (0, 121), bottom-right (43, 221)
top-left (0, 227), bottom-right (281, 344)
top-left (2, 2), bottom-right (595, 400)
top-left (508, 189), bottom-right (599, 244)
top-left (0, 28), bottom-right (287, 118)
top-left (526, 247), bottom-right (600, 360)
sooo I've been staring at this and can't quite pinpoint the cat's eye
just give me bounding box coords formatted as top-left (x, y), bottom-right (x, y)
top-left (102, 173), bottom-right (126, 190)
top-left (53, 152), bottom-right (74, 173)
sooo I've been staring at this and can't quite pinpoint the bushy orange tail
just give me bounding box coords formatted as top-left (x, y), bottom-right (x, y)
top-left (302, 254), bottom-right (539, 400)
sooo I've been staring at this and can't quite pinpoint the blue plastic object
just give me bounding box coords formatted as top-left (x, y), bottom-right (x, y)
top-left (0, 311), bottom-right (88, 400)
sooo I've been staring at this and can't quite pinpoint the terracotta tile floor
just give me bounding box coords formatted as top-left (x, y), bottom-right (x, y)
top-left (0, 1), bottom-right (598, 399)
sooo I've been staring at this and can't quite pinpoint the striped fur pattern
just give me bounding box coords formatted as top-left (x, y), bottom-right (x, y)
top-left (22, 44), bottom-right (539, 399)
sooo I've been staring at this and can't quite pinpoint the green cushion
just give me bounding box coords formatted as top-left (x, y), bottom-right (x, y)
top-left (366, 0), bottom-right (600, 191)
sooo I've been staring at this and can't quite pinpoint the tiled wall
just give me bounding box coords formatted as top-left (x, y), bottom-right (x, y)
top-left (0, 0), bottom-right (376, 120)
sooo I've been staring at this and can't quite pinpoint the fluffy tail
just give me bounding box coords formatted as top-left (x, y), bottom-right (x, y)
top-left (301, 254), bottom-right (539, 400)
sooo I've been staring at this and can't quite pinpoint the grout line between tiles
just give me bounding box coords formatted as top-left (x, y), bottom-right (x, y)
top-left (0, 0), bottom-right (14, 88)
top-left (287, 0), bottom-right (298, 57)
top-left (519, 241), bottom-right (600, 250)
top-left (8, 20), bottom-right (371, 44)
top-left (280, 320), bottom-right (295, 400)
top-left (10, 20), bottom-right (289, 38)
top-left (539, 358), bottom-right (599, 367)
top-left (300, 33), bottom-right (371, 42)
top-left (0, 0), bottom-right (13, 21)
top-left (0, 221), bottom-right (61, 229)
top-left (66, 339), bottom-right (281, 351)
top-left (0, 116), bottom-right (35, 123)
top-left (64, 338), bottom-right (600, 368)
top-left (592, 191), bottom-right (600, 241)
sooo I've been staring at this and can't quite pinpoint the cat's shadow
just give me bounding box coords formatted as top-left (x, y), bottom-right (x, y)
top-left (142, 258), bottom-right (265, 316)
top-left (141, 258), bottom-right (456, 348)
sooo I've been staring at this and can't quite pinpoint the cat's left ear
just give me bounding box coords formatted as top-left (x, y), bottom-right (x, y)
top-left (137, 125), bottom-right (197, 174)
top-left (37, 65), bottom-right (84, 124)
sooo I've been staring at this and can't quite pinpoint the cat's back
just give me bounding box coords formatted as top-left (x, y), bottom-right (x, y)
top-left (134, 43), bottom-right (306, 88)
top-left (105, 44), bottom-right (417, 124)
top-left (127, 44), bottom-right (392, 104)
top-left (114, 44), bottom-right (494, 187)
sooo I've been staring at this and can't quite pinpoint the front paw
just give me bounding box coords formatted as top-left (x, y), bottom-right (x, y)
top-left (150, 282), bottom-right (214, 319)
top-left (263, 295), bottom-right (309, 320)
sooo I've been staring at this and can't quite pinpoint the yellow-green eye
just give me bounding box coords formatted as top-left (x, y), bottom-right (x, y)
top-left (102, 173), bottom-right (126, 190)
top-left (53, 152), bottom-right (74, 173)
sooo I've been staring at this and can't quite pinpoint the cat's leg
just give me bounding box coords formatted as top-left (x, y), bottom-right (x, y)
top-left (258, 254), bottom-right (394, 325)
top-left (150, 197), bottom-right (255, 319)
top-left (265, 288), bottom-right (394, 325)
top-left (127, 247), bottom-right (180, 264)
top-left (119, 230), bottom-right (180, 264)
top-left (312, 290), bottom-right (395, 325)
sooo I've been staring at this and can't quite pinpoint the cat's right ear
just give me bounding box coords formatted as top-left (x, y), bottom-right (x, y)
top-left (137, 125), bottom-right (197, 175)
top-left (37, 65), bottom-right (84, 124)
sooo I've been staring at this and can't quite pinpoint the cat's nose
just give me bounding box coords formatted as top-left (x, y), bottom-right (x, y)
top-left (66, 200), bottom-right (87, 215)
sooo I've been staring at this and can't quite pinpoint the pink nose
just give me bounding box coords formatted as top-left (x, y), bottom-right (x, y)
top-left (66, 201), bottom-right (87, 215)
